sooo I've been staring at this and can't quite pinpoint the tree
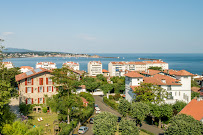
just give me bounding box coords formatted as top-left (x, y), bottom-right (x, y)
top-left (172, 101), bottom-right (187, 115)
top-left (191, 79), bottom-right (200, 88)
top-left (119, 119), bottom-right (139, 135)
top-left (165, 114), bottom-right (203, 135)
top-left (93, 112), bottom-right (117, 135)
top-left (191, 91), bottom-right (200, 100)
top-left (82, 77), bottom-right (100, 92)
top-left (50, 67), bottom-right (81, 124)
top-left (96, 74), bottom-right (107, 82)
top-left (149, 103), bottom-right (173, 128)
top-left (148, 66), bottom-right (162, 71)
top-left (118, 98), bottom-right (131, 117)
top-left (131, 102), bottom-right (150, 126)
top-left (134, 83), bottom-right (167, 104)
top-left (100, 84), bottom-right (114, 94)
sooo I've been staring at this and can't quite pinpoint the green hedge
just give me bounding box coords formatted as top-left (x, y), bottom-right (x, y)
top-left (103, 97), bottom-right (118, 110)
top-left (140, 129), bottom-right (155, 135)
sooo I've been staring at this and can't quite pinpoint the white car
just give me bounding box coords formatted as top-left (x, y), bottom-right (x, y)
top-left (78, 126), bottom-right (88, 134)
top-left (95, 107), bottom-right (101, 114)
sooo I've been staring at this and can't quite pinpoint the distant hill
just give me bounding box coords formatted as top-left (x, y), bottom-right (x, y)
top-left (3, 48), bottom-right (35, 53)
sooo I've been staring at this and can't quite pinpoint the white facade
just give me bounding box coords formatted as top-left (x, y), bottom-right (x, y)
top-left (63, 61), bottom-right (79, 70)
top-left (109, 60), bottom-right (168, 77)
top-left (88, 61), bottom-right (102, 76)
top-left (20, 66), bottom-right (34, 73)
top-left (1, 62), bottom-right (14, 69)
top-left (36, 62), bottom-right (57, 70)
top-left (125, 71), bottom-right (192, 104)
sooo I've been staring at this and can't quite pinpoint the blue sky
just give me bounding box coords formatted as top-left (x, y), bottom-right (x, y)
top-left (0, 0), bottom-right (202, 53)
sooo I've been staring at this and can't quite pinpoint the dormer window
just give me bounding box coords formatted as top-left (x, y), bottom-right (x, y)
top-left (161, 79), bottom-right (166, 83)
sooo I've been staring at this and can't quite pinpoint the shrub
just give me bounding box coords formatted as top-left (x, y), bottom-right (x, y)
top-left (19, 103), bottom-right (34, 115)
top-left (79, 92), bottom-right (94, 103)
top-left (113, 93), bottom-right (121, 101)
top-left (42, 107), bottom-right (47, 113)
top-left (103, 97), bottom-right (118, 110)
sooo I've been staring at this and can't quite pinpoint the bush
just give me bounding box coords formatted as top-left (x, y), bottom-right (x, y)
top-left (113, 93), bottom-right (121, 101)
top-left (103, 97), bottom-right (118, 110)
top-left (19, 103), bottom-right (34, 115)
top-left (59, 120), bottom-right (78, 135)
top-left (42, 107), bottom-right (47, 113)
top-left (109, 95), bottom-right (113, 100)
top-left (79, 92), bottom-right (95, 103)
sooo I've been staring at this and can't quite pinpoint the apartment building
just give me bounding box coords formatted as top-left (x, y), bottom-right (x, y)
top-left (15, 68), bottom-right (57, 104)
top-left (108, 60), bottom-right (168, 77)
top-left (1, 61), bottom-right (14, 69)
top-left (125, 69), bottom-right (193, 104)
top-left (20, 66), bottom-right (34, 73)
top-left (88, 61), bottom-right (102, 76)
top-left (36, 62), bottom-right (57, 70)
top-left (63, 61), bottom-right (79, 70)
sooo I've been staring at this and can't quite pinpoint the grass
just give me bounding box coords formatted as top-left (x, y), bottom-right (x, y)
top-left (140, 131), bottom-right (150, 135)
top-left (28, 112), bottom-right (58, 134)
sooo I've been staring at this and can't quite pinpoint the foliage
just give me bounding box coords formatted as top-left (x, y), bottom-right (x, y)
top-left (191, 79), bottom-right (200, 88)
top-left (42, 107), bottom-right (47, 113)
top-left (103, 97), bottom-right (118, 110)
top-left (134, 83), bottom-right (167, 104)
top-left (118, 98), bottom-right (131, 117)
top-left (96, 74), bottom-right (107, 82)
top-left (172, 101), bottom-right (187, 115)
top-left (130, 102), bottom-right (150, 124)
top-left (165, 114), bottom-right (203, 135)
top-left (59, 121), bottom-right (78, 135)
top-left (149, 103), bottom-right (173, 128)
top-left (100, 84), bottom-right (114, 94)
top-left (82, 77), bottom-right (100, 92)
top-left (93, 112), bottom-right (117, 135)
top-left (2, 120), bottom-right (43, 135)
top-left (79, 92), bottom-right (95, 104)
top-left (111, 76), bottom-right (125, 94)
top-left (19, 103), bottom-right (34, 115)
top-left (191, 91), bottom-right (200, 100)
top-left (113, 93), bottom-right (121, 101)
top-left (119, 119), bottom-right (139, 135)
top-left (148, 66), bottom-right (162, 71)
top-left (140, 129), bottom-right (155, 135)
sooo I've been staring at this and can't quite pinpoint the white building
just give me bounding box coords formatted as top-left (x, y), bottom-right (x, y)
top-left (88, 61), bottom-right (102, 76)
top-left (108, 60), bottom-right (168, 77)
top-left (20, 66), bottom-right (34, 73)
top-left (1, 61), bottom-right (14, 69)
top-left (63, 61), bottom-right (79, 70)
top-left (36, 62), bottom-right (57, 70)
top-left (125, 69), bottom-right (193, 104)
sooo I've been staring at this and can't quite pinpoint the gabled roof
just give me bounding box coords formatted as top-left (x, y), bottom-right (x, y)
top-left (124, 71), bottom-right (144, 78)
top-left (20, 66), bottom-right (33, 70)
top-left (141, 69), bottom-right (161, 76)
top-left (102, 69), bottom-right (109, 73)
top-left (191, 87), bottom-right (200, 93)
top-left (179, 99), bottom-right (203, 121)
top-left (15, 68), bottom-right (52, 82)
top-left (163, 69), bottom-right (194, 76)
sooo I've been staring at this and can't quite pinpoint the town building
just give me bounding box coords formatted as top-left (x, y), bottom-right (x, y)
top-left (15, 68), bottom-right (57, 104)
top-left (36, 62), bottom-right (57, 70)
top-left (1, 61), bottom-right (14, 69)
top-left (63, 61), bottom-right (79, 70)
top-left (20, 66), bottom-right (34, 73)
top-left (88, 61), bottom-right (102, 76)
top-left (179, 99), bottom-right (203, 123)
top-left (102, 69), bottom-right (110, 77)
top-left (108, 60), bottom-right (168, 77)
top-left (125, 69), bottom-right (193, 104)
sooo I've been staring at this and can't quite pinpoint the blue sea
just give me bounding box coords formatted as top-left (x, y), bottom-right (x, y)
top-left (3, 53), bottom-right (203, 75)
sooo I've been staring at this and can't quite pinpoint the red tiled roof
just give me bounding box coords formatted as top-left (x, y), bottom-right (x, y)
top-left (20, 66), bottom-right (33, 70)
top-left (143, 60), bottom-right (167, 64)
top-left (63, 61), bottom-right (79, 65)
top-left (141, 69), bottom-right (161, 76)
top-left (194, 77), bottom-right (203, 81)
top-left (15, 68), bottom-right (52, 82)
top-left (102, 69), bottom-right (109, 73)
top-left (36, 62), bottom-right (56, 65)
top-left (179, 99), bottom-right (203, 121)
top-left (124, 71), bottom-right (144, 78)
top-left (163, 69), bottom-right (194, 76)
top-left (80, 97), bottom-right (89, 103)
top-left (191, 87), bottom-right (200, 93)
top-left (2, 61), bottom-right (13, 64)
top-left (89, 61), bottom-right (102, 64)
top-left (127, 62), bottom-right (146, 65)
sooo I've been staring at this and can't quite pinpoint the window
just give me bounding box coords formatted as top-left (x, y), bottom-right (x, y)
top-left (27, 98), bottom-right (32, 104)
top-left (48, 78), bottom-right (52, 83)
top-left (39, 87), bottom-right (43, 93)
top-left (48, 86), bottom-right (52, 92)
top-left (27, 78), bottom-right (32, 84)
top-left (27, 87), bottom-right (32, 93)
top-left (39, 98), bottom-right (43, 104)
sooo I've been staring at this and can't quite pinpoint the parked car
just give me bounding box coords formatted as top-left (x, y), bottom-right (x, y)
top-left (95, 107), bottom-right (101, 114)
top-left (94, 104), bottom-right (98, 109)
top-left (78, 126), bottom-right (88, 134)
top-left (89, 118), bottom-right (94, 124)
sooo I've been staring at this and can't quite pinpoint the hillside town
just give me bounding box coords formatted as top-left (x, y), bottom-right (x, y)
top-left (1, 59), bottom-right (203, 134)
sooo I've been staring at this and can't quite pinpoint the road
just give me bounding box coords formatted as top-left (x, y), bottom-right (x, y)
top-left (84, 96), bottom-right (164, 135)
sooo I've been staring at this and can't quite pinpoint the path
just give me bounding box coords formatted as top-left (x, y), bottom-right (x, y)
top-left (9, 97), bottom-right (20, 118)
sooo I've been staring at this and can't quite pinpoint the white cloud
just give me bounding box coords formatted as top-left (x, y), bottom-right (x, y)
top-left (78, 34), bottom-right (96, 41)
top-left (2, 32), bottom-right (14, 36)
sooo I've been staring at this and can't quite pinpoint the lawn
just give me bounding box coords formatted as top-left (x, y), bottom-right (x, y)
top-left (28, 112), bottom-right (58, 134)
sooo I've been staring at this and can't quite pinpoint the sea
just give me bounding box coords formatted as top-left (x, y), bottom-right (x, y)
top-left (3, 53), bottom-right (203, 75)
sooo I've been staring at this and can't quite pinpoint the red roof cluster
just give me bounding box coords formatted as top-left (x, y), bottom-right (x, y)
top-left (179, 99), bottom-right (203, 121)
top-left (124, 71), bottom-right (145, 78)
top-left (163, 69), bottom-right (194, 76)
top-left (36, 62), bottom-right (56, 65)
top-left (63, 61), bottom-right (79, 65)
top-left (141, 69), bottom-right (161, 76)
top-left (89, 61), bottom-right (102, 64)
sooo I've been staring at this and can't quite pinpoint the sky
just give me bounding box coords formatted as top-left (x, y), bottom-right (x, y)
top-left (0, 0), bottom-right (202, 53)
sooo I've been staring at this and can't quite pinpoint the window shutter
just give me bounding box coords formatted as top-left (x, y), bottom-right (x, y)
top-left (25, 78), bottom-right (27, 85)
top-left (26, 98), bottom-right (27, 104)
top-left (43, 98), bottom-right (45, 103)
top-left (38, 98), bottom-right (39, 104)
top-left (25, 87), bottom-right (27, 93)
top-left (46, 78), bottom-right (48, 85)
top-left (32, 98), bottom-right (33, 104)
top-left (31, 78), bottom-right (34, 85)
top-left (38, 87), bottom-right (39, 92)
top-left (52, 86), bottom-right (53, 92)
top-left (32, 87), bottom-right (33, 93)
top-left (43, 87), bottom-right (44, 92)
top-left (47, 86), bottom-right (48, 92)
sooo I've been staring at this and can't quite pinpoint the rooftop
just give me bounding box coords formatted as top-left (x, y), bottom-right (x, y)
top-left (124, 71), bottom-right (145, 78)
